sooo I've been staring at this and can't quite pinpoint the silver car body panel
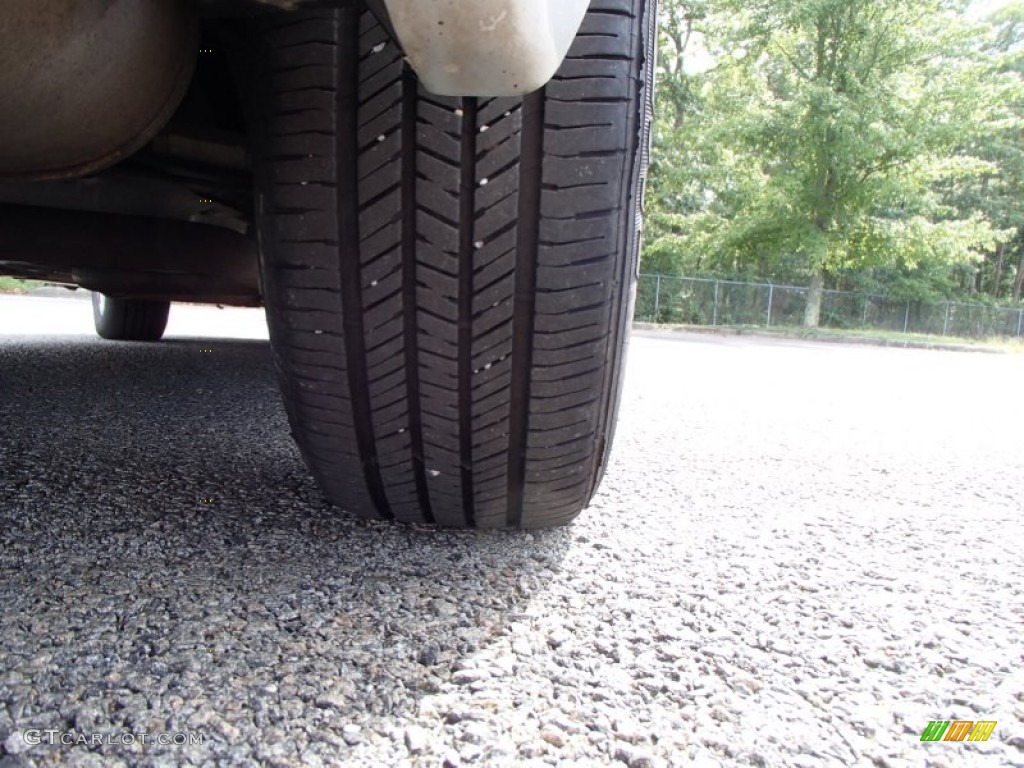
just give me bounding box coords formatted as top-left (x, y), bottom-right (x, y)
top-left (380, 0), bottom-right (589, 96)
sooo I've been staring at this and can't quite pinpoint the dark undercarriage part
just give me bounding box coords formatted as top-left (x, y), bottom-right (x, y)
top-left (0, 163), bottom-right (251, 237)
top-left (0, 204), bottom-right (260, 305)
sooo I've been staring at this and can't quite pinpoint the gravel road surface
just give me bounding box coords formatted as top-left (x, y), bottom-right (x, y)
top-left (1, 295), bottom-right (1023, 767)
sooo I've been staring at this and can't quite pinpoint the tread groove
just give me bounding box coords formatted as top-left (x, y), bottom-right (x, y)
top-left (458, 98), bottom-right (479, 528)
top-left (401, 66), bottom-right (435, 524)
top-left (335, 9), bottom-right (393, 519)
top-left (506, 90), bottom-right (545, 528)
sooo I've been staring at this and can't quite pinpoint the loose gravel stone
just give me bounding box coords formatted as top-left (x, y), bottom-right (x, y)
top-left (3, 732), bottom-right (30, 756)
top-left (539, 728), bottom-right (566, 748)
top-left (460, 721), bottom-right (490, 745)
top-left (404, 725), bottom-right (429, 754)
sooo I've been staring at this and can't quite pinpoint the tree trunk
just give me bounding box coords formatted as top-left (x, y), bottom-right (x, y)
top-left (1014, 251), bottom-right (1024, 303)
top-left (992, 244), bottom-right (1006, 299)
top-left (804, 271), bottom-right (825, 327)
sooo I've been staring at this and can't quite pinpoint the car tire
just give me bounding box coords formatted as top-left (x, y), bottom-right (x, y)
top-left (251, 0), bottom-right (657, 528)
top-left (91, 292), bottom-right (170, 341)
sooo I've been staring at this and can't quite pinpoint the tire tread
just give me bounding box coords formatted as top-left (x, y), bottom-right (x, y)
top-left (254, 0), bottom-right (655, 528)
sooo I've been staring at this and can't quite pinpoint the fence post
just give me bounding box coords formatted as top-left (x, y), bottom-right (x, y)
top-left (904, 302), bottom-right (911, 334)
top-left (943, 302), bottom-right (950, 336)
top-left (862, 296), bottom-right (869, 327)
top-left (712, 281), bottom-right (719, 326)
top-left (653, 274), bottom-right (661, 322)
top-left (766, 283), bottom-right (774, 327)
top-left (1018, 308), bottom-right (1023, 338)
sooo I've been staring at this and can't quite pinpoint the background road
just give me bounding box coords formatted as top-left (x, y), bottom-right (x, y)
top-left (1, 295), bottom-right (1023, 767)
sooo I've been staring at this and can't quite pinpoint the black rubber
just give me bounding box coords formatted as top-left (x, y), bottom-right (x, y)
top-left (252, 0), bottom-right (657, 528)
top-left (91, 292), bottom-right (170, 341)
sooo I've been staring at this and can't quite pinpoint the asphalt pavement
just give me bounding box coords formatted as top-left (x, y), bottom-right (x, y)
top-left (1, 295), bottom-right (1022, 767)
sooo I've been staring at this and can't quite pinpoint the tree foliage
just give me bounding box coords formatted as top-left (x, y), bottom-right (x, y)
top-left (643, 0), bottom-right (1024, 324)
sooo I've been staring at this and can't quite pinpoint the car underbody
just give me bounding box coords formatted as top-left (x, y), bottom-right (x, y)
top-left (0, 0), bottom-right (587, 304)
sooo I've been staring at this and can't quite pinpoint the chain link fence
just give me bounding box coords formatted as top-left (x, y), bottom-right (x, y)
top-left (635, 274), bottom-right (1024, 339)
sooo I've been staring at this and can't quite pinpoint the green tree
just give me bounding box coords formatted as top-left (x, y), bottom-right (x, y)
top-left (643, 1), bottom-right (711, 277)
top-left (646, 0), bottom-right (1017, 325)
top-left (946, 2), bottom-right (1024, 301)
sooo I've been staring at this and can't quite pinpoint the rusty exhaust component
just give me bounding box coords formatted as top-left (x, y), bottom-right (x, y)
top-left (0, 204), bottom-right (260, 305)
top-left (0, 0), bottom-right (198, 181)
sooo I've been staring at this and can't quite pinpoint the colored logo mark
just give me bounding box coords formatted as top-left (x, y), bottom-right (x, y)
top-left (921, 721), bottom-right (997, 742)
